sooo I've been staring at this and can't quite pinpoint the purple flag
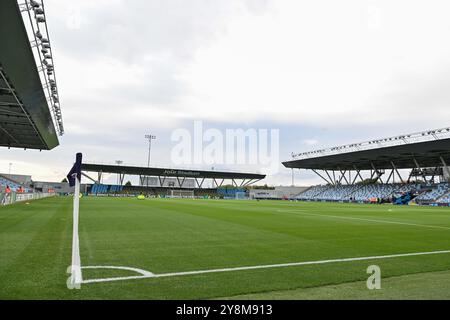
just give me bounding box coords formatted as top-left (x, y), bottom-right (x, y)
top-left (67, 153), bottom-right (82, 187)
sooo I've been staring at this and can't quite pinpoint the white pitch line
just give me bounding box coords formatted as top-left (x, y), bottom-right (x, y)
top-left (81, 249), bottom-right (450, 284)
top-left (69, 177), bottom-right (83, 286)
top-left (82, 265), bottom-right (154, 276)
top-left (277, 209), bottom-right (450, 230)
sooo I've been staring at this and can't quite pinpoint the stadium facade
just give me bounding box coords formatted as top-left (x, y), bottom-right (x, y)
top-left (80, 163), bottom-right (266, 198)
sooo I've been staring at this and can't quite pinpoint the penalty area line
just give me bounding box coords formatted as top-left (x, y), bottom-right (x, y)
top-left (81, 249), bottom-right (450, 284)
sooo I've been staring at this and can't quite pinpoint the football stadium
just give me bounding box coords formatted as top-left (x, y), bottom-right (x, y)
top-left (1, 0), bottom-right (450, 305)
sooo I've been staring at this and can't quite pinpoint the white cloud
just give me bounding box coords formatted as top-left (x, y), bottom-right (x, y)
top-left (302, 139), bottom-right (319, 146)
top-left (177, 0), bottom-right (450, 128)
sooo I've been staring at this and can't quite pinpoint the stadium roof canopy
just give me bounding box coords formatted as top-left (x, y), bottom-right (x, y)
top-left (81, 163), bottom-right (266, 188)
top-left (0, 0), bottom-right (63, 150)
top-left (283, 127), bottom-right (450, 171)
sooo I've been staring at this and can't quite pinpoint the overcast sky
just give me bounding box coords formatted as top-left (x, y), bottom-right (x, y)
top-left (2, 0), bottom-right (450, 186)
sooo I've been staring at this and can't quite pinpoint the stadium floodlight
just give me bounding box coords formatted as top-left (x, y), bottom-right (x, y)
top-left (115, 160), bottom-right (123, 185)
top-left (36, 15), bottom-right (46, 23)
top-left (144, 134), bottom-right (156, 167)
top-left (30, 0), bottom-right (41, 8)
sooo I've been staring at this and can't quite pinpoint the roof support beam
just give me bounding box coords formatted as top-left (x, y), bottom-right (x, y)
top-left (159, 176), bottom-right (166, 187)
top-left (370, 163), bottom-right (383, 183)
top-left (81, 172), bottom-right (97, 184)
top-left (196, 177), bottom-right (205, 189)
top-left (248, 178), bottom-right (262, 186)
top-left (312, 169), bottom-right (332, 185)
top-left (338, 168), bottom-right (349, 185)
top-left (391, 161), bottom-right (405, 184)
top-left (325, 170), bottom-right (335, 186)
top-left (119, 173), bottom-right (125, 186)
top-left (412, 157), bottom-right (427, 183)
top-left (386, 169), bottom-right (394, 184)
top-left (176, 176), bottom-right (186, 188)
top-left (440, 156), bottom-right (450, 182)
top-left (352, 165), bottom-right (364, 184)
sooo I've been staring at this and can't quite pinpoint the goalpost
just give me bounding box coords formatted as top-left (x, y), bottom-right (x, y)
top-left (168, 189), bottom-right (195, 198)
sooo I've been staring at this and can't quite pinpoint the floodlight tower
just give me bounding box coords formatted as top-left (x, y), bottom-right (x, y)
top-left (144, 134), bottom-right (156, 167)
top-left (115, 160), bottom-right (123, 185)
top-left (144, 134), bottom-right (156, 188)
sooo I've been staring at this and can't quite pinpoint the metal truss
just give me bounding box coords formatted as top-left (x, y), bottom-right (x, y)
top-left (18, 0), bottom-right (64, 135)
top-left (88, 170), bottom-right (262, 189)
top-left (309, 156), bottom-right (450, 185)
top-left (0, 66), bottom-right (47, 148)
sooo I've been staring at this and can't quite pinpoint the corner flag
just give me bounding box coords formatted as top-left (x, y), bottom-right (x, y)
top-left (67, 153), bottom-right (82, 187)
top-left (67, 153), bottom-right (83, 289)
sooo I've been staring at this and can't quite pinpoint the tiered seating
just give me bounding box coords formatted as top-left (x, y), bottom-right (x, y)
top-left (0, 176), bottom-right (30, 193)
top-left (296, 185), bottom-right (331, 200)
top-left (351, 184), bottom-right (398, 201)
top-left (392, 184), bottom-right (420, 197)
top-left (314, 185), bottom-right (359, 201)
top-left (437, 191), bottom-right (450, 204)
top-left (415, 183), bottom-right (449, 202)
top-left (296, 183), bottom-right (419, 202)
top-left (0, 177), bottom-right (21, 190)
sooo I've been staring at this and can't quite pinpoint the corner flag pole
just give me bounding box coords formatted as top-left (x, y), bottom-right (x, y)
top-left (67, 153), bottom-right (83, 288)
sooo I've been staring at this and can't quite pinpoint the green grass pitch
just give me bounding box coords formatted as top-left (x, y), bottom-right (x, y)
top-left (1, 196), bottom-right (450, 299)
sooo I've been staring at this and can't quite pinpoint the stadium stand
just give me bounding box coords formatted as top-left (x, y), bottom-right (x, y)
top-left (0, 174), bottom-right (30, 193)
top-left (415, 183), bottom-right (450, 203)
top-left (437, 191), bottom-right (450, 204)
top-left (296, 185), bottom-right (331, 200)
top-left (352, 184), bottom-right (399, 201)
top-left (296, 183), bottom-right (420, 203)
top-left (285, 127), bottom-right (450, 206)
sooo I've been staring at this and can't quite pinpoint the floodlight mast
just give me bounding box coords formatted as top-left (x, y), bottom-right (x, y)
top-left (144, 134), bottom-right (156, 167)
top-left (144, 134), bottom-right (156, 189)
top-left (115, 160), bottom-right (123, 185)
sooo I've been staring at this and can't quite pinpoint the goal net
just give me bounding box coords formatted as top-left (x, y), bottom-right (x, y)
top-left (235, 191), bottom-right (247, 200)
top-left (168, 189), bottom-right (195, 198)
